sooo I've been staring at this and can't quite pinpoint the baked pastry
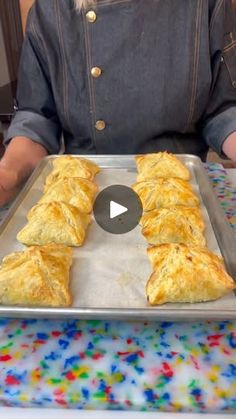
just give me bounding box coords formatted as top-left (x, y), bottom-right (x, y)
top-left (135, 152), bottom-right (190, 181)
top-left (45, 156), bottom-right (100, 191)
top-left (140, 206), bottom-right (206, 246)
top-left (17, 202), bottom-right (91, 247)
top-left (39, 177), bottom-right (98, 213)
top-left (132, 178), bottom-right (199, 211)
top-left (146, 243), bottom-right (235, 305)
top-left (0, 244), bottom-right (73, 307)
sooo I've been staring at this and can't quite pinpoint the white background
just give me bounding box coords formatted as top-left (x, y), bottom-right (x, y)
top-left (1, 409), bottom-right (236, 418)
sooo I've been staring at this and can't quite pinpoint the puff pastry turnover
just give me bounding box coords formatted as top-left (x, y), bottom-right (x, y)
top-left (132, 178), bottom-right (199, 211)
top-left (0, 244), bottom-right (73, 307)
top-left (17, 202), bottom-right (91, 247)
top-left (136, 152), bottom-right (190, 181)
top-left (140, 206), bottom-right (206, 246)
top-left (39, 177), bottom-right (98, 213)
top-left (45, 156), bottom-right (100, 191)
top-left (146, 243), bottom-right (235, 305)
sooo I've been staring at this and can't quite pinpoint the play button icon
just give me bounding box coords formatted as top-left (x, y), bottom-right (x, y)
top-left (93, 185), bottom-right (143, 234)
top-left (110, 201), bottom-right (128, 219)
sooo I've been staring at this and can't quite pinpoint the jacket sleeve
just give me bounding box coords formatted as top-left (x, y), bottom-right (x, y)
top-left (201, 0), bottom-right (236, 156)
top-left (4, 5), bottom-right (61, 154)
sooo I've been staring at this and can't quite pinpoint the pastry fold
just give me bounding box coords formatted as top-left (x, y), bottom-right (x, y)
top-left (17, 202), bottom-right (91, 247)
top-left (146, 243), bottom-right (235, 305)
top-left (39, 177), bottom-right (98, 213)
top-left (0, 244), bottom-right (73, 307)
top-left (45, 156), bottom-right (100, 191)
top-left (132, 178), bottom-right (199, 211)
top-left (140, 206), bottom-right (206, 246)
top-left (136, 152), bottom-right (190, 181)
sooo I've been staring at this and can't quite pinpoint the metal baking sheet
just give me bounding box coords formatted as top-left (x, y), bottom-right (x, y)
top-left (0, 154), bottom-right (236, 321)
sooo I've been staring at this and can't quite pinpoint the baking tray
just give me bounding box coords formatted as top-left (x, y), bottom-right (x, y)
top-left (0, 154), bottom-right (236, 321)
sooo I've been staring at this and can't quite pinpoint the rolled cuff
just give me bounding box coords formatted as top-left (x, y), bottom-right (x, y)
top-left (4, 110), bottom-right (61, 155)
top-left (202, 107), bottom-right (236, 156)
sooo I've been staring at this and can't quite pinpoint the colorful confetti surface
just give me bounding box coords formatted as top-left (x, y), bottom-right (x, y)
top-left (0, 163), bottom-right (235, 413)
top-left (206, 163), bottom-right (236, 230)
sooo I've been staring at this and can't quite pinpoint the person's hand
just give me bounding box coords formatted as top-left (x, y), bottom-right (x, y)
top-left (0, 164), bottom-right (19, 206)
top-left (0, 137), bottom-right (48, 207)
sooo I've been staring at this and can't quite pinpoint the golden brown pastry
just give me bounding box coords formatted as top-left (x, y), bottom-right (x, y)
top-left (140, 206), bottom-right (206, 246)
top-left (146, 243), bottom-right (235, 305)
top-left (45, 156), bottom-right (100, 191)
top-left (132, 178), bottom-right (199, 211)
top-left (39, 177), bottom-right (98, 213)
top-left (17, 202), bottom-right (91, 247)
top-left (135, 152), bottom-right (190, 181)
top-left (0, 244), bottom-right (73, 307)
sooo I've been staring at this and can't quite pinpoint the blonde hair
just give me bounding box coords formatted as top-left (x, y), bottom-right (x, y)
top-left (74, 0), bottom-right (96, 10)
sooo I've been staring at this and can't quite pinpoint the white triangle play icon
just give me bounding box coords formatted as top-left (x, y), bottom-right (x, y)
top-left (110, 200), bottom-right (128, 219)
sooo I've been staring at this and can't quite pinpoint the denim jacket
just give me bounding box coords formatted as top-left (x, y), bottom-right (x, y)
top-left (5, 0), bottom-right (236, 160)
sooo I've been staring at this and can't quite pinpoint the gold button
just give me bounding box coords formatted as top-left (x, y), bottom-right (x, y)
top-left (86, 10), bottom-right (97, 23)
top-left (91, 67), bottom-right (102, 78)
top-left (95, 120), bottom-right (106, 131)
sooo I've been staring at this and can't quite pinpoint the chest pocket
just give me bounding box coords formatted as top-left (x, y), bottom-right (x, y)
top-left (223, 32), bottom-right (236, 89)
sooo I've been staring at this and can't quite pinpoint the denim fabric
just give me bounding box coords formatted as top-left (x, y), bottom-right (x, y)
top-left (5, 0), bottom-right (236, 160)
